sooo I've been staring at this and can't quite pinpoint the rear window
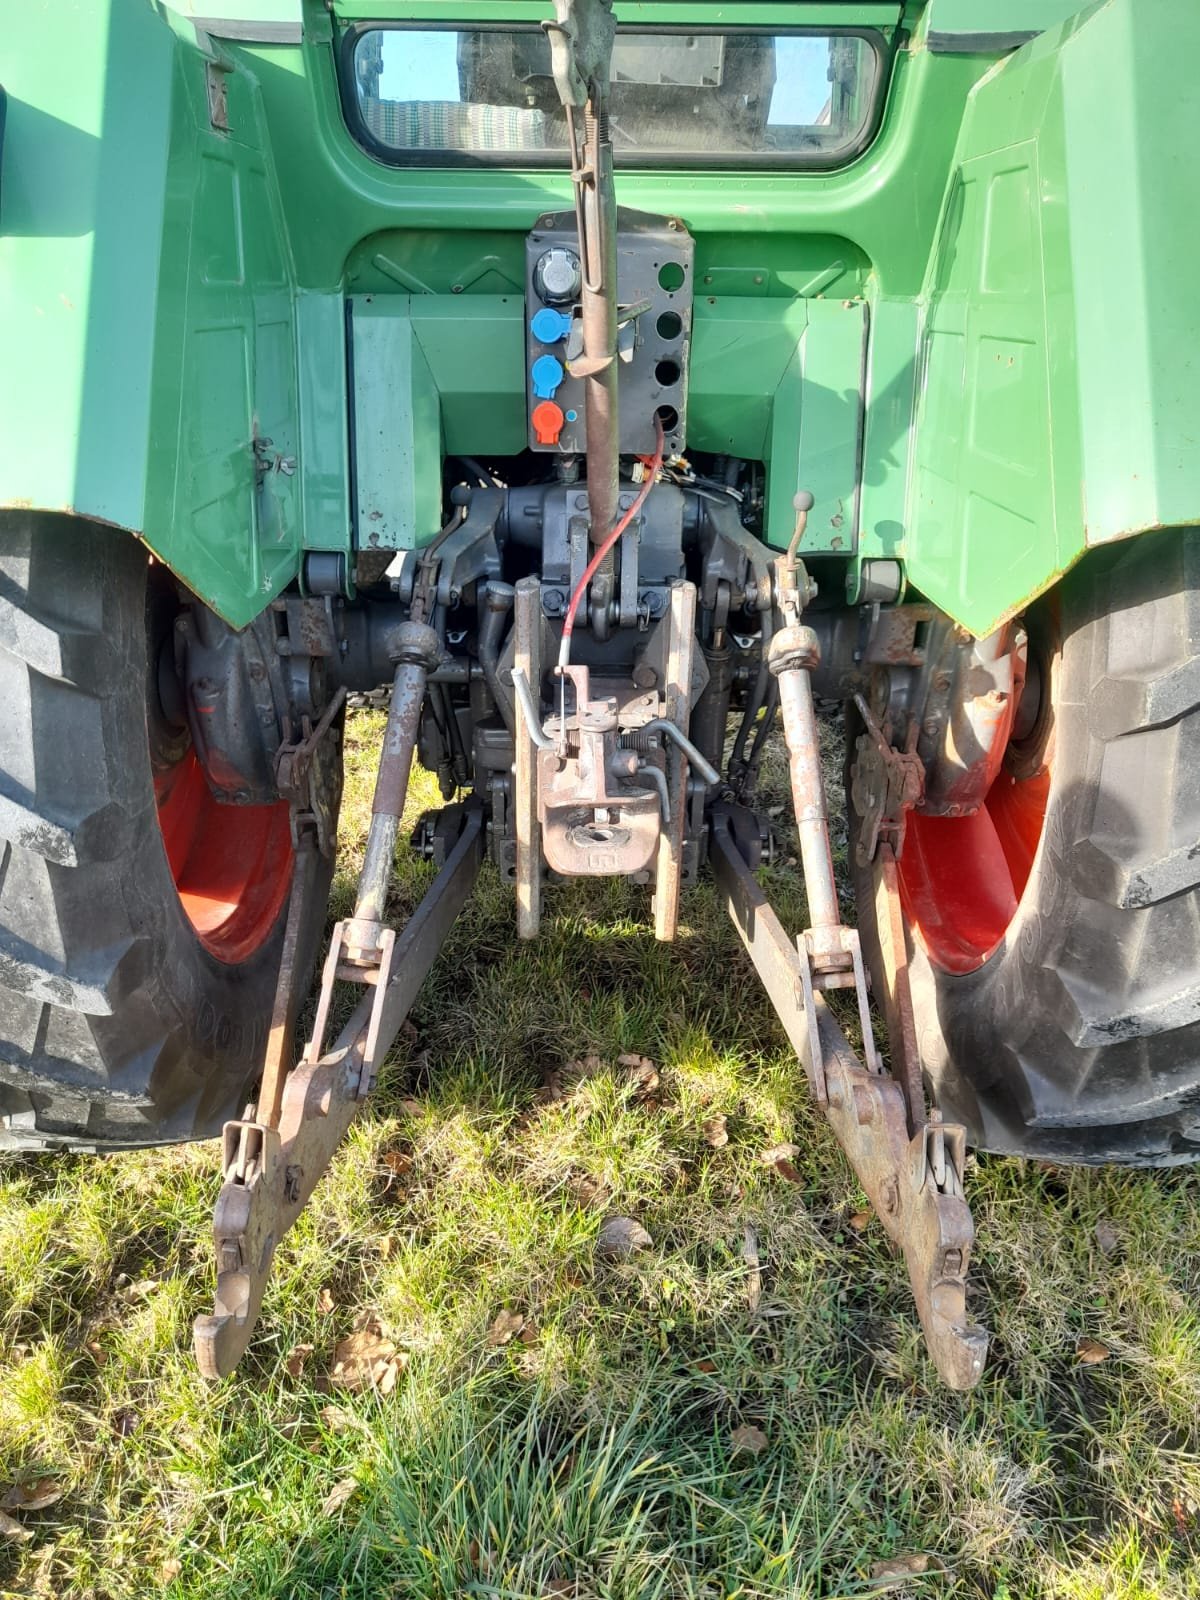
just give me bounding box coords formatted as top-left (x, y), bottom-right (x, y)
top-left (342, 25), bottom-right (886, 170)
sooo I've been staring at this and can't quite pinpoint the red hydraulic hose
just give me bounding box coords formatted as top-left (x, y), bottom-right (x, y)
top-left (558, 414), bottom-right (665, 671)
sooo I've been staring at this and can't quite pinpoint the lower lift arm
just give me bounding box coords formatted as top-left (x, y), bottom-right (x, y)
top-left (194, 617), bottom-right (484, 1379)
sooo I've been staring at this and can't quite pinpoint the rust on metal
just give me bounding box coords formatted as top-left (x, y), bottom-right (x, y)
top-left (653, 579), bottom-right (697, 942)
top-left (194, 806), bottom-right (484, 1380)
top-left (710, 808), bottom-right (988, 1390)
top-left (514, 577), bottom-right (544, 937)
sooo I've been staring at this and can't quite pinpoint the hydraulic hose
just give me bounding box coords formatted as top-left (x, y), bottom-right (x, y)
top-left (557, 414), bottom-right (665, 673)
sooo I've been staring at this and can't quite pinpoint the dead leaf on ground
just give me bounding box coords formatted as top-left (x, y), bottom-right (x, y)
top-left (870, 1552), bottom-right (943, 1585)
top-left (159, 1557), bottom-right (183, 1584)
top-left (1, 1480), bottom-right (63, 1514)
top-left (382, 1150), bottom-right (412, 1180)
top-left (379, 1233), bottom-right (396, 1260)
top-left (772, 1156), bottom-right (803, 1185)
top-left (316, 1286), bottom-right (336, 1315)
top-left (694, 1358), bottom-right (718, 1374)
top-left (399, 1098), bottom-right (424, 1118)
top-left (759, 1143), bottom-right (798, 1165)
top-left (595, 1215), bottom-right (653, 1260)
top-left (703, 1115), bottom-right (729, 1149)
top-left (518, 1320), bottom-right (540, 1345)
top-left (330, 1311), bottom-right (407, 1393)
top-left (729, 1423), bottom-right (768, 1456)
top-left (1077, 1336), bottom-right (1111, 1366)
top-left (120, 1277), bottom-right (159, 1302)
top-left (284, 1343), bottom-right (314, 1380)
top-left (848, 1209), bottom-right (873, 1232)
top-left (85, 1338), bottom-right (107, 1367)
top-left (320, 1478), bottom-right (359, 1517)
top-left (0, 1509), bottom-right (31, 1542)
top-left (570, 1173), bottom-right (609, 1209)
top-left (542, 1582), bottom-right (575, 1596)
top-left (319, 1403), bottom-right (358, 1435)
top-left (112, 1409), bottom-right (138, 1438)
top-left (487, 1309), bottom-right (526, 1346)
top-left (618, 1054), bottom-right (661, 1098)
top-left (1095, 1219), bottom-right (1121, 1255)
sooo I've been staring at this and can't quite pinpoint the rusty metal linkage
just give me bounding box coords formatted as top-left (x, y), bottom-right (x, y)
top-left (710, 809), bottom-right (988, 1390)
top-left (194, 804), bottom-right (483, 1380)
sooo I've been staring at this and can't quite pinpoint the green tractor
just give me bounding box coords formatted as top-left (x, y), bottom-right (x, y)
top-left (2, 0), bottom-right (1197, 1389)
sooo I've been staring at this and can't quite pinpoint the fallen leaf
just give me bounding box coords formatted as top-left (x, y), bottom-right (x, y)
top-left (870, 1553), bottom-right (942, 1585)
top-left (379, 1233), bottom-right (396, 1260)
top-left (0, 1509), bottom-right (31, 1542)
top-left (330, 1311), bottom-right (406, 1393)
top-left (542, 1582), bottom-right (575, 1596)
top-left (284, 1343), bottom-right (314, 1380)
top-left (159, 1557), bottom-right (183, 1584)
top-left (729, 1423), bottom-right (768, 1456)
top-left (382, 1150), bottom-right (412, 1179)
top-left (85, 1338), bottom-right (107, 1367)
top-left (399, 1098), bottom-right (423, 1117)
top-left (1, 1480), bottom-right (63, 1513)
top-left (112, 1409), bottom-right (138, 1438)
top-left (772, 1157), bottom-right (802, 1185)
top-left (319, 1403), bottom-right (357, 1434)
top-left (618, 1054), bottom-right (661, 1098)
top-left (518, 1321), bottom-right (540, 1346)
top-left (848, 1209), bottom-right (872, 1232)
top-left (487, 1309), bottom-right (526, 1347)
top-left (703, 1115), bottom-right (729, 1149)
top-left (317, 1287), bottom-right (336, 1315)
top-left (1095, 1219), bottom-right (1121, 1255)
top-left (1077, 1337), bottom-right (1111, 1366)
top-left (595, 1215), bottom-right (653, 1260)
top-left (570, 1174), bottom-right (608, 1209)
top-left (759, 1143), bottom-right (798, 1165)
top-left (320, 1478), bottom-right (358, 1517)
top-left (694, 1358), bottom-right (718, 1374)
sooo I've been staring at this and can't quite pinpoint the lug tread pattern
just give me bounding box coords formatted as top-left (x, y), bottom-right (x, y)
top-left (888, 528), bottom-right (1200, 1167)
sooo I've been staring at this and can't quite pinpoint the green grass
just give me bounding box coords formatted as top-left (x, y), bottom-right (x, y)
top-left (1, 709), bottom-right (1199, 1598)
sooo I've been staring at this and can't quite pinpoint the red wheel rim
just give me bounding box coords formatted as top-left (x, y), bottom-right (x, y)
top-left (155, 749), bottom-right (293, 964)
top-left (896, 642), bottom-right (1051, 977)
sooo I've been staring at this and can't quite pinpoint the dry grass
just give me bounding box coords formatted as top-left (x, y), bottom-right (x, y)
top-left (0, 709), bottom-right (1198, 1598)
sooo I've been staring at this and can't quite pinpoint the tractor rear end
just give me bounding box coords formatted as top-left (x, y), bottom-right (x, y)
top-left (1, 0), bottom-right (1198, 1390)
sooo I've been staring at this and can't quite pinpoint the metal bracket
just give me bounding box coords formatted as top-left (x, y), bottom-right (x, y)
top-left (851, 693), bottom-right (924, 866)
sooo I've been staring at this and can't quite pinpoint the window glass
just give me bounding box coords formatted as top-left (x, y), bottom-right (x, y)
top-left (348, 27), bottom-right (884, 167)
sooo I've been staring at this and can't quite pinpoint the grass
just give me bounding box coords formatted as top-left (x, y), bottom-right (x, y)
top-left (1, 708), bottom-right (1199, 1598)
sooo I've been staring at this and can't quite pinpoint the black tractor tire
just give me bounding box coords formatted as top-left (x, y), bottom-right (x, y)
top-left (849, 528), bottom-right (1200, 1167)
top-left (0, 515), bottom-right (341, 1152)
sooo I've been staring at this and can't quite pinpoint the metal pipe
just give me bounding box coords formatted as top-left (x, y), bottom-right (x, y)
top-left (581, 104), bottom-right (620, 545)
top-left (479, 581), bottom-right (515, 734)
top-left (623, 718), bottom-right (720, 788)
top-left (513, 578), bottom-right (543, 939)
top-left (775, 667), bottom-right (841, 938)
top-left (512, 667), bottom-right (553, 749)
top-left (638, 762), bottom-right (670, 825)
top-left (348, 621), bottom-right (441, 948)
